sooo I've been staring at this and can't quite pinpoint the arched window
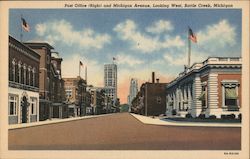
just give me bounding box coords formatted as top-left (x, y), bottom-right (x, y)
top-left (23, 64), bottom-right (27, 85)
top-left (32, 68), bottom-right (36, 87)
top-left (11, 59), bottom-right (16, 82)
top-left (18, 61), bottom-right (22, 83)
top-left (28, 66), bottom-right (31, 86)
top-left (30, 67), bottom-right (33, 86)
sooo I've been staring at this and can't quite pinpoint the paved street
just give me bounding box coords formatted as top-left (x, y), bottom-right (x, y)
top-left (9, 113), bottom-right (241, 150)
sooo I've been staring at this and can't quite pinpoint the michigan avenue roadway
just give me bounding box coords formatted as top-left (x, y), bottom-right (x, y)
top-left (9, 113), bottom-right (240, 150)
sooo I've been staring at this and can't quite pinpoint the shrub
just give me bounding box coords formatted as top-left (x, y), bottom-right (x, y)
top-left (227, 114), bottom-right (236, 119)
top-left (185, 113), bottom-right (192, 118)
top-left (172, 109), bottom-right (177, 115)
top-left (209, 115), bottom-right (216, 119)
top-left (198, 114), bottom-right (206, 119)
top-left (221, 115), bottom-right (226, 119)
top-left (238, 113), bottom-right (242, 120)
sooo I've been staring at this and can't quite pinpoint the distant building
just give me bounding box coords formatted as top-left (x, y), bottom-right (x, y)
top-left (50, 52), bottom-right (68, 119)
top-left (104, 63), bottom-right (117, 104)
top-left (87, 87), bottom-right (106, 115)
top-left (63, 76), bottom-right (87, 117)
top-left (127, 78), bottom-right (138, 111)
top-left (166, 57), bottom-right (242, 118)
top-left (8, 36), bottom-right (40, 124)
top-left (131, 72), bottom-right (167, 116)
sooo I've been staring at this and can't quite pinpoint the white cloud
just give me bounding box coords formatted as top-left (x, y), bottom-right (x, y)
top-left (162, 19), bottom-right (238, 67)
top-left (146, 20), bottom-right (173, 34)
top-left (36, 23), bottom-right (46, 36)
top-left (116, 53), bottom-right (144, 66)
top-left (114, 19), bottom-right (185, 53)
top-left (152, 59), bottom-right (165, 65)
top-left (163, 50), bottom-right (208, 67)
top-left (197, 19), bottom-right (236, 51)
top-left (161, 35), bottom-right (185, 48)
top-left (35, 19), bottom-right (111, 50)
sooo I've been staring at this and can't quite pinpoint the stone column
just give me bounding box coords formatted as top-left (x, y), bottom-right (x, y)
top-left (183, 87), bottom-right (187, 110)
top-left (173, 92), bottom-right (176, 111)
top-left (192, 74), bottom-right (202, 117)
top-left (188, 85), bottom-right (192, 112)
top-left (207, 73), bottom-right (219, 117)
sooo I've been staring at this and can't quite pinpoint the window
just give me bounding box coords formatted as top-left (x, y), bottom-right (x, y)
top-left (9, 94), bottom-right (18, 115)
top-left (18, 62), bottom-right (22, 83)
top-left (14, 62), bottom-right (18, 82)
top-left (224, 87), bottom-right (238, 110)
top-left (23, 64), bottom-right (27, 85)
top-left (66, 89), bottom-right (72, 98)
top-left (222, 81), bottom-right (239, 111)
top-left (11, 59), bottom-right (16, 81)
top-left (156, 97), bottom-right (161, 104)
top-left (33, 68), bottom-right (36, 87)
top-left (198, 83), bottom-right (207, 110)
top-left (21, 66), bottom-right (24, 84)
top-left (30, 98), bottom-right (37, 115)
top-left (28, 66), bottom-right (31, 85)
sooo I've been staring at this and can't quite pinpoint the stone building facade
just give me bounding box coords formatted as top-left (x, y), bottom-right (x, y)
top-left (166, 57), bottom-right (242, 118)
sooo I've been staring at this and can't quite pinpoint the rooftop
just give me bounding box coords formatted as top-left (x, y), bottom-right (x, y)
top-left (167, 57), bottom-right (242, 88)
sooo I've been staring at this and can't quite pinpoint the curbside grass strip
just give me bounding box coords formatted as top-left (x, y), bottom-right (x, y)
top-left (130, 113), bottom-right (241, 128)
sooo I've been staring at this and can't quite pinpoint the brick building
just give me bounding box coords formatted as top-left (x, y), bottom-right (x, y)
top-left (50, 52), bottom-right (68, 119)
top-left (165, 57), bottom-right (242, 118)
top-left (88, 87), bottom-right (106, 115)
top-left (24, 42), bottom-right (68, 120)
top-left (8, 36), bottom-right (40, 124)
top-left (63, 76), bottom-right (87, 117)
top-left (131, 72), bottom-right (167, 116)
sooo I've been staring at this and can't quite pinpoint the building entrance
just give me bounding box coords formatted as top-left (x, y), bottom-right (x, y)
top-left (21, 96), bottom-right (28, 123)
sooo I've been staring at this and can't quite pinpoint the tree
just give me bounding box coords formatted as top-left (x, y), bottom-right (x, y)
top-left (120, 104), bottom-right (129, 112)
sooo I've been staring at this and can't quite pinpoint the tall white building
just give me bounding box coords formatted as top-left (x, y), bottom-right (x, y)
top-left (104, 63), bottom-right (117, 104)
top-left (127, 78), bottom-right (138, 111)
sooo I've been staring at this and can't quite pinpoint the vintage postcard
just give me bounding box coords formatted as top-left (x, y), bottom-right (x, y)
top-left (0, 0), bottom-right (249, 159)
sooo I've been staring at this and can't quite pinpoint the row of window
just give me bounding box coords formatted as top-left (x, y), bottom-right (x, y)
top-left (9, 94), bottom-right (37, 116)
top-left (167, 83), bottom-right (239, 111)
top-left (9, 59), bottom-right (37, 87)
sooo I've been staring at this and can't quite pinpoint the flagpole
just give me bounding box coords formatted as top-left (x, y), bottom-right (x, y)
top-left (79, 61), bottom-right (81, 78)
top-left (188, 27), bottom-right (191, 67)
top-left (20, 14), bottom-right (23, 42)
top-left (85, 66), bottom-right (87, 84)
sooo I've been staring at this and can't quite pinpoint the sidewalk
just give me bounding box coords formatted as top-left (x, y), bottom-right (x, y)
top-left (130, 113), bottom-right (241, 127)
top-left (9, 114), bottom-right (113, 130)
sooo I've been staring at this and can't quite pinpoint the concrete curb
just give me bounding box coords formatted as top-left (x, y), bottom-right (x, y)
top-left (9, 113), bottom-right (114, 130)
top-left (130, 113), bottom-right (241, 128)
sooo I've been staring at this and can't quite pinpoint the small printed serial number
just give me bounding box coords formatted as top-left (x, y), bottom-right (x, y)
top-left (224, 152), bottom-right (239, 155)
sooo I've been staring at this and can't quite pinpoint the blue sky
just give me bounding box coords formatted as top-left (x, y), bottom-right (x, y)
top-left (9, 9), bottom-right (242, 103)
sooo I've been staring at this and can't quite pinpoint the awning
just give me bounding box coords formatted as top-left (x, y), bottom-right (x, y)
top-left (225, 88), bottom-right (237, 99)
top-left (198, 91), bottom-right (205, 101)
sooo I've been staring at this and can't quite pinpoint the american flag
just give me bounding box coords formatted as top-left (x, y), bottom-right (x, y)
top-left (188, 27), bottom-right (197, 43)
top-left (21, 18), bottom-right (30, 32)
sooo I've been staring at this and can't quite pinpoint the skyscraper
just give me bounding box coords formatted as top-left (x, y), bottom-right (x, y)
top-left (104, 63), bottom-right (117, 104)
top-left (127, 78), bottom-right (138, 111)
